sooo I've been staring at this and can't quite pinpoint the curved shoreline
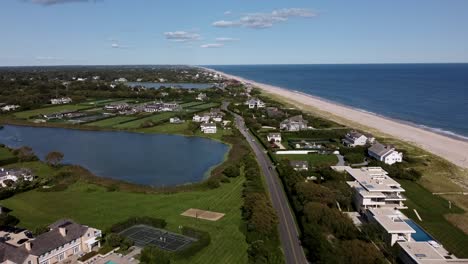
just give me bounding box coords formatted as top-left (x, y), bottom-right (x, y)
top-left (206, 67), bottom-right (468, 169)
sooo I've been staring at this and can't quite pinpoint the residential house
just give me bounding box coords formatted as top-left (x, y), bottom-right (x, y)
top-left (266, 107), bottom-right (284, 118)
top-left (368, 142), bottom-right (403, 165)
top-left (290, 161), bottom-right (309, 171)
top-left (196, 93), bottom-right (208, 101)
top-left (344, 166), bottom-right (406, 211)
top-left (0, 168), bottom-right (33, 187)
top-left (200, 123), bottom-right (217, 134)
top-left (50, 97), bottom-right (72, 105)
top-left (342, 131), bottom-right (375, 147)
top-left (280, 115), bottom-right (308, 132)
top-left (245, 98), bottom-right (266, 109)
top-left (115, 77), bottom-right (128, 82)
top-left (0, 219), bottom-right (101, 264)
top-left (169, 117), bottom-right (184, 124)
top-left (398, 241), bottom-right (468, 264)
top-left (1, 105), bottom-right (20, 112)
top-left (367, 208), bottom-right (415, 246)
top-left (267, 133), bottom-right (282, 143)
top-left (192, 114), bottom-right (210, 123)
top-left (103, 103), bottom-right (130, 112)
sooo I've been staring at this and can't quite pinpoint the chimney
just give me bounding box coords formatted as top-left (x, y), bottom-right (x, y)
top-left (59, 227), bottom-right (67, 237)
top-left (25, 241), bottom-right (32, 251)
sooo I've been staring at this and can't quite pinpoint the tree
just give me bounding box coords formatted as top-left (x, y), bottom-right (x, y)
top-left (45, 151), bottom-right (64, 167)
top-left (13, 146), bottom-right (37, 162)
top-left (0, 214), bottom-right (20, 227)
top-left (140, 246), bottom-right (171, 264)
top-left (223, 165), bottom-right (240, 178)
top-left (338, 240), bottom-right (386, 264)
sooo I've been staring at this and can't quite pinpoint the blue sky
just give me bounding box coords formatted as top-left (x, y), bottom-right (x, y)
top-left (1, 0), bottom-right (468, 66)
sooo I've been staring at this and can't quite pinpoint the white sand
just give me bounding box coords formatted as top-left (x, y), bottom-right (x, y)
top-left (207, 68), bottom-right (468, 169)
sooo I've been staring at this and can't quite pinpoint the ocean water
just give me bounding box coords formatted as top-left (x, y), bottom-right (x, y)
top-left (208, 64), bottom-right (468, 139)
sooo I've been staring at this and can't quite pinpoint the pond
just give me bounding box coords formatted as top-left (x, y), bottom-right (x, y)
top-left (127, 82), bottom-right (215, 89)
top-left (0, 125), bottom-right (229, 186)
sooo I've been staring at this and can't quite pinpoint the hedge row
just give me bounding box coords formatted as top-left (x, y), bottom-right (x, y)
top-left (109, 216), bottom-right (167, 233)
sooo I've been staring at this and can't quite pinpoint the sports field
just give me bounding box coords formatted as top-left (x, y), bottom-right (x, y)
top-left (120, 225), bottom-right (195, 251)
top-left (85, 116), bottom-right (138, 127)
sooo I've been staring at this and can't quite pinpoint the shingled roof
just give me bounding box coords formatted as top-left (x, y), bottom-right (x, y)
top-left (0, 242), bottom-right (29, 263)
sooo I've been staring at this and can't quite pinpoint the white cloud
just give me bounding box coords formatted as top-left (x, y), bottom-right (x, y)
top-left (224, 10), bottom-right (232, 15)
top-left (213, 8), bottom-right (317, 29)
top-left (35, 56), bottom-right (63, 61)
top-left (164, 31), bottom-right (201, 42)
top-left (215, 37), bottom-right (239, 42)
top-left (200, 43), bottom-right (224, 48)
top-left (27, 0), bottom-right (96, 5)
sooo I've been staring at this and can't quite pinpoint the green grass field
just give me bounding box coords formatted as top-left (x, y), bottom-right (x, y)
top-left (114, 112), bottom-right (176, 129)
top-left (399, 180), bottom-right (468, 258)
top-left (188, 103), bottom-right (220, 110)
top-left (14, 105), bottom-right (91, 119)
top-left (0, 147), bottom-right (15, 161)
top-left (180, 102), bottom-right (205, 108)
top-left (85, 116), bottom-right (138, 127)
top-left (276, 153), bottom-right (338, 168)
top-left (2, 177), bottom-right (248, 264)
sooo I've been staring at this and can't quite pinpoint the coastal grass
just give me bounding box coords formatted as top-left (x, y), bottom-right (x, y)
top-left (2, 176), bottom-right (248, 264)
top-left (85, 116), bottom-right (138, 127)
top-left (399, 180), bottom-right (468, 258)
top-left (276, 153), bottom-right (338, 168)
top-left (13, 104), bottom-right (91, 119)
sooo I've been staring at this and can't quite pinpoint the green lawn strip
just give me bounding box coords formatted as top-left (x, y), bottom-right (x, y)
top-left (85, 116), bottom-right (139, 127)
top-left (399, 180), bottom-right (468, 258)
top-left (138, 122), bottom-right (191, 135)
top-left (275, 153), bottom-right (338, 168)
top-left (2, 176), bottom-right (248, 264)
top-left (187, 103), bottom-right (220, 110)
top-left (0, 147), bottom-right (15, 160)
top-left (79, 99), bottom-right (120, 106)
top-left (114, 112), bottom-right (176, 129)
top-left (180, 102), bottom-right (206, 108)
top-left (14, 105), bottom-right (93, 119)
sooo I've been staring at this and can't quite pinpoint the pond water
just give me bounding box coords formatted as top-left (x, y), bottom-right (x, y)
top-left (0, 125), bottom-right (229, 186)
top-left (127, 82), bottom-right (215, 89)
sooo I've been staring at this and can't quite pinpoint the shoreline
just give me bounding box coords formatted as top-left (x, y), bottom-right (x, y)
top-left (205, 67), bottom-right (468, 169)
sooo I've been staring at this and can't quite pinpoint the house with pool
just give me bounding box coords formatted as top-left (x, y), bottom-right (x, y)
top-left (0, 219), bottom-right (101, 264)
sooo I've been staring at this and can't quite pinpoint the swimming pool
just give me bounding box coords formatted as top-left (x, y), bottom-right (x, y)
top-left (105, 261), bottom-right (117, 264)
top-left (405, 219), bottom-right (434, 241)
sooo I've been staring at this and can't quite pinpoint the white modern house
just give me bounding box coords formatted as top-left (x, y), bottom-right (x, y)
top-left (345, 166), bottom-right (407, 211)
top-left (193, 114), bottom-right (210, 123)
top-left (398, 241), bottom-right (468, 264)
top-left (200, 123), bottom-right (217, 134)
top-left (267, 133), bottom-right (282, 143)
top-left (245, 98), bottom-right (266, 109)
top-left (367, 208), bottom-right (415, 246)
top-left (0, 219), bottom-right (101, 264)
top-left (0, 105), bottom-right (20, 112)
top-left (196, 93), bottom-right (208, 101)
top-left (368, 142), bottom-right (403, 165)
top-left (342, 131), bottom-right (375, 147)
top-left (280, 115), bottom-right (308, 132)
top-left (290, 161), bottom-right (309, 171)
top-left (50, 97), bottom-right (72, 105)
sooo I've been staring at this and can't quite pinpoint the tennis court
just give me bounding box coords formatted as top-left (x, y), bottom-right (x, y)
top-left (119, 225), bottom-right (196, 252)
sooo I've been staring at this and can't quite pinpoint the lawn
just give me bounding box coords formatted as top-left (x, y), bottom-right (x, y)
top-left (139, 122), bottom-right (191, 135)
top-left (276, 153), bottom-right (338, 168)
top-left (180, 102), bottom-right (205, 108)
top-left (399, 180), bottom-right (468, 258)
top-left (188, 103), bottom-right (220, 110)
top-left (85, 116), bottom-right (139, 127)
top-left (0, 147), bottom-right (15, 161)
top-left (2, 176), bottom-right (248, 264)
top-left (14, 105), bottom-right (91, 119)
top-left (114, 112), bottom-right (176, 129)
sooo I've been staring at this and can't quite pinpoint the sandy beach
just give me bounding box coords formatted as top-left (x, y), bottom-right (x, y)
top-left (206, 68), bottom-right (468, 169)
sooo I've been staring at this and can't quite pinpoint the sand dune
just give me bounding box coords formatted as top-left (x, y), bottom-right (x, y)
top-left (208, 68), bottom-right (468, 169)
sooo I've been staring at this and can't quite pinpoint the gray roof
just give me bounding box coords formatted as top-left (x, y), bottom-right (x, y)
top-left (347, 131), bottom-right (364, 139)
top-left (0, 242), bottom-right (29, 263)
top-left (282, 115), bottom-right (307, 124)
top-left (368, 142), bottom-right (394, 157)
top-left (28, 220), bottom-right (88, 256)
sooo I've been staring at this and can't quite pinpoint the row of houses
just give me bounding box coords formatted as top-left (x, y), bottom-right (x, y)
top-left (103, 101), bottom-right (181, 115)
top-left (192, 109), bottom-right (225, 123)
top-left (336, 166), bottom-right (468, 264)
top-left (0, 219), bottom-right (101, 264)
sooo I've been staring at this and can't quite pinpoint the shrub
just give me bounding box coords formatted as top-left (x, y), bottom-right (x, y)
top-left (109, 216), bottom-right (167, 233)
top-left (177, 227), bottom-right (211, 259)
top-left (78, 251), bottom-right (98, 262)
top-left (140, 246), bottom-right (172, 264)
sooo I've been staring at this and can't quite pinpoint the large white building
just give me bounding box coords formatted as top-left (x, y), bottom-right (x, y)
top-left (50, 97), bottom-right (72, 105)
top-left (367, 208), bottom-right (415, 246)
top-left (200, 123), bottom-right (217, 134)
top-left (398, 241), bottom-right (468, 264)
top-left (280, 115), bottom-right (308, 132)
top-left (345, 166), bottom-right (406, 211)
top-left (368, 142), bottom-right (403, 165)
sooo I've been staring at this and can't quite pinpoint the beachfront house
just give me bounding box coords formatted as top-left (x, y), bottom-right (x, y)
top-left (280, 115), bottom-right (308, 132)
top-left (368, 142), bottom-right (403, 165)
top-left (344, 166), bottom-right (406, 211)
top-left (0, 219), bottom-right (101, 264)
top-left (366, 208), bottom-right (416, 246)
top-left (50, 97), bottom-right (72, 105)
top-left (245, 98), bottom-right (266, 109)
top-left (193, 114), bottom-right (210, 123)
top-left (0, 168), bottom-right (33, 187)
top-left (267, 133), bottom-right (282, 143)
top-left (342, 131), bottom-right (375, 147)
top-left (290, 161), bottom-right (309, 171)
top-left (196, 93), bottom-right (208, 101)
top-left (1, 105), bottom-right (20, 112)
top-left (200, 123), bottom-right (217, 134)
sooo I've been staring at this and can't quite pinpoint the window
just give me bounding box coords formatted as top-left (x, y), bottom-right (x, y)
top-left (28, 261), bottom-right (32, 264)
top-left (73, 246), bottom-right (80, 254)
top-left (40, 261), bottom-right (48, 264)
top-left (59, 253), bottom-right (65, 261)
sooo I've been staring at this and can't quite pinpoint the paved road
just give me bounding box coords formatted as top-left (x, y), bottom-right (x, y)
top-left (224, 103), bottom-right (308, 264)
